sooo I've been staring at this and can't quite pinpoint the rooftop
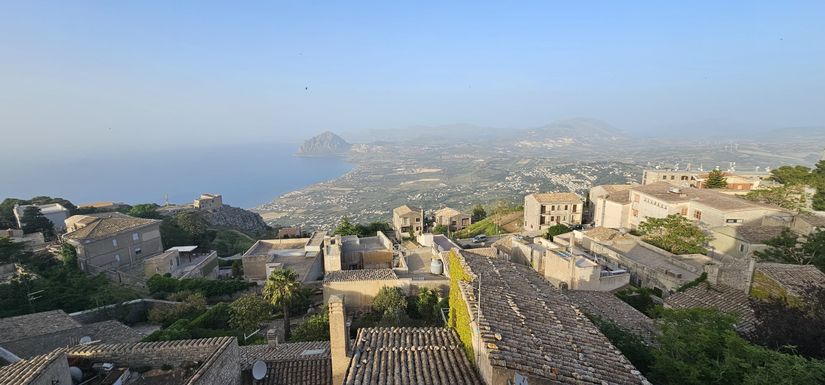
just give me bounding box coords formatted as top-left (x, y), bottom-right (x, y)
top-left (14, 203), bottom-right (69, 215)
top-left (393, 205), bottom-right (421, 216)
top-left (631, 182), bottom-right (782, 212)
top-left (797, 213), bottom-right (825, 228)
top-left (342, 327), bottom-right (480, 385)
top-left (716, 225), bottom-right (786, 244)
top-left (457, 249), bottom-right (649, 384)
top-left (529, 192), bottom-right (583, 204)
top-left (591, 235), bottom-right (708, 282)
top-left (240, 342), bottom-right (330, 385)
top-left (435, 207), bottom-right (463, 217)
top-left (0, 349), bottom-right (66, 385)
top-left (597, 184), bottom-right (637, 194)
top-left (0, 310), bottom-right (80, 344)
top-left (755, 263), bottom-right (825, 299)
top-left (63, 212), bottom-right (159, 242)
top-left (605, 189), bottom-right (633, 204)
top-left (324, 268), bottom-right (398, 283)
top-left (564, 290), bottom-right (658, 344)
top-left (664, 283), bottom-right (756, 334)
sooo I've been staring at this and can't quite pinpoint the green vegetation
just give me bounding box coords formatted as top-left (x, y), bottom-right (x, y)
top-left (615, 286), bottom-right (661, 317)
top-left (290, 311), bottom-right (330, 342)
top-left (263, 269), bottom-right (301, 340)
top-left (229, 293), bottom-right (272, 335)
top-left (19, 206), bottom-right (55, 239)
top-left (143, 302), bottom-right (262, 345)
top-left (333, 216), bottom-right (392, 237)
top-left (637, 214), bottom-right (707, 255)
top-left (159, 210), bottom-right (258, 257)
top-left (447, 250), bottom-right (475, 362)
top-left (751, 287), bottom-right (825, 360)
top-left (704, 169), bottom-right (728, 189)
top-left (744, 185), bottom-right (808, 211)
top-left (675, 272), bottom-right (708, 293)
top-left (544, 223), bottom-right (571, 240)
top-left (750, 162), bottom-right (825, 211)
top-left (754, 228), bottom-right (825, 272)
top-left (594, 307), bottom-right (825, 385)
top-left (146, 274), bottom-right (253, 299)
top-left (0, 246), bottom-right (140, 318)
top-left (0, 196), bottom-right (77, 229)
top-left (127, 203), bottom-right (161, 219)
top-left (471, 204), bottom-right (487, 222)
top-left (373, 286), bottom-right (410, 324)
top-left (432, 224), bottom-right (449, 235)
top-left (148, 292), bottom-right (208, 327)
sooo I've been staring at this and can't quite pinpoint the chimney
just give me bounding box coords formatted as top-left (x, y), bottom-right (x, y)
top-left (329, 295), bottom-right (350, 385)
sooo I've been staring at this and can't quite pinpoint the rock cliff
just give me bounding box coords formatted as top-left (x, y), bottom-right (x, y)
top-left (299, 131), bottom-right (351, 155)
top-left (201, 205), bottom-right (268, 234)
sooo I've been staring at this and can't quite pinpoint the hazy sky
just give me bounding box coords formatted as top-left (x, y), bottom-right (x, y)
top-left (2, 1), bottom-right (824, 156)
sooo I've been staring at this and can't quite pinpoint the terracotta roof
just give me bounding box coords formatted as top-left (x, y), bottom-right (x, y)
top-left (664, 283), bottom-right (756, 334)
top-left (324, 269), bottom-right (398, 283)
top-left (63, 212), bottom-right (159, 241)
top-left (343, 327), bottom-right (480, 385)
top-left (529, 192), bottom-right (583, 204)
top-left (435, 207), bottom-right (463, 218)
top-left (630, 182), bottom-right (782, 212)
top-left (240, 342), bottom-right (331, 385)
top-left (0, 310), bottom-right (80, 344)
top-left (457, 250), bottom-right (650, 384)
top-left (65, 336), bottom-right (235, 356)
top-left (0, 349), bottom-right (66, 385)
top-left (564, 290), bottom-right (658, 344)
top-left (393, 205), bottom-right (421, 216)
top-left (732, 226), bottom-right (786, 244)
top-left (755, 263), bottom-right (825, 299)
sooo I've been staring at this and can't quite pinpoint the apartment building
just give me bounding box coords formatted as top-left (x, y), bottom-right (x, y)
top-left (62, 212), bottom-right (163, 274)
top-left (391, 205), bottom-right (423, 239)
top-left (642, 169), bottom-right (770, 191)
top-left (433, 207), bottom-right (471, 232)
top-left (590, 184), bottom-right (637, 228)
top-left (523, 192), bottom-right (583, 231)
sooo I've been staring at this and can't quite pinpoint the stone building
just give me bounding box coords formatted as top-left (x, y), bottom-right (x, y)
top-left (62, 212), bottom-right (163, 274)
top-left (322, 269), bottom-right (403, 308)
top-left (523, 192), bottom-right (583, 232)
top-left (590, 184), bottom-right (636, 228)
top-left (194, 193), bottom-right (223, 209)
top-left (434, 207), bottom-right (472, 232)
top-left (241, 234), bottom-right (325, 284)
top-left (239, 341), bottom-right (331, 385)
top-left (13, 203), bottom-right (70, 233)
top-left (453, 248), bottom-right (650, 385)
top-left (391, 205), bottom-right (423, 239)
top-left (143, 246), bottom-right (219, 279)
top-left (708, 225), bottom-right (786, 259)
top-left (0, 350), bottom-right (72, 385)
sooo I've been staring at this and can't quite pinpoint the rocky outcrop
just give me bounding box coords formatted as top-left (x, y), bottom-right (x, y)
top-left (299, 131), bottom-right (351, 155)
top-left (201, 205), bottom-right (268, 234)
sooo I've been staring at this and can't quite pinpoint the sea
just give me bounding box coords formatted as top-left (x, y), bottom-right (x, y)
top-left (3, 143), bottom-right (352, 209)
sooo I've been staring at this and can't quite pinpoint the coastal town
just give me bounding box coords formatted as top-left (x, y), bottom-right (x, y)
top-left (3, 157), bottom-right (825, 385)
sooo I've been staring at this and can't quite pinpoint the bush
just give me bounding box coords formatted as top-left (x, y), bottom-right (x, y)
top-left (147, 274), bottom-right (254, 299)
top-left (290, 312), bottom-right (330, 342)
top-left (545, 224), bottom-right (571, 240)
top-left (373, 287), bottom-right (408, 316)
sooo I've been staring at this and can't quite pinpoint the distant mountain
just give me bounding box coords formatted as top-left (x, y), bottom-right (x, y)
top-left (513, 117), bottom-right (628, 149)
top-left (343, 123), bottom-right (509, 143)
top-left (299, 131), bottom-right (352, 155)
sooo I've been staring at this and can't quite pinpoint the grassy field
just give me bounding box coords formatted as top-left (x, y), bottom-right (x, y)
top-left (454, 210), bottom-right (523, 238)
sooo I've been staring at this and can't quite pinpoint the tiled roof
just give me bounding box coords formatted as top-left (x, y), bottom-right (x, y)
top-left (0, 349), bottom-right (66, 385)
top-left (564, 290), bottom-right (658, 344)
top-left (393, 205), bottom-right (421, 216)
top-left (797, 213), bottom-right (825, 228)
top-left (529, 192), bottom-right (583, 204)
top-left (664, 283), bottom-right (756, 334)
top-left (755, 263), bottom-right (825, 299)
top-left (81, 320), bottom-right (144, 344)
top-left (630, 182), bottom-right (781, 212)
top-left (435, 207), bottom-right (463, 218)
top-left (0, 310), bottom-right (80, 344)
top-left (343, 327), bottom-right (480, 385)
top-left (599, 185), bottom-right (637, 194)
top-left (605, 189), bottom-right (633, 204)
top-left (324, 269), bottom-right (398, 282)
top-left (63, 212), bottom-right (159, 241)
top-left (457, 250), bottom-right (650, 385)
top-left (584, 227), bottom-right (622, 242)
top-left (240, 342), bottom-right (331, 385)
top-left (65, 336), bottom-right (235, 356)
top-left (732, 226), bottom-right (786, 244)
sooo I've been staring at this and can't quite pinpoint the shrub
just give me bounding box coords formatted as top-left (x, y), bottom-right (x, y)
top-left (291, 311), bottom-right (330, 342)
top-left (373, 287), bottom-right (408, 316)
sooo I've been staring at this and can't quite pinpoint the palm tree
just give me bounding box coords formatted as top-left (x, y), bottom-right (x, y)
top-left (263, 268), bottom-right (301, 340)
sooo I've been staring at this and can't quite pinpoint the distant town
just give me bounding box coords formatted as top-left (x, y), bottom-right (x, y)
top-left (2, 151), bottom-right (825, 385)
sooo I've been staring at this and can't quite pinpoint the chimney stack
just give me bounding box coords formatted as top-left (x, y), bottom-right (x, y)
top-left (329, 295), bottom-right (350, 385)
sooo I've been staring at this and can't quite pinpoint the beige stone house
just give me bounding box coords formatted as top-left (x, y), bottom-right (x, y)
top-left (62, 212), bottom-right (163, 274)
top-left (433, 207), bottom-right (471, 232)
top-left (590, 184), bottom-right (637, 228)
top-left (791, 213), bottom-right (825, 236)
top-left (625, 182), bottom-right (791, 229)
top-left (523, 192), bottom-right (583, 231)
top-left (642, 169), bottom-right (770, 191)
top-left (193, 193), bottom-right (223, 209)
top-left (143, 246), bottom-right (219, 279)
top-left (240, 234), bottom-right (324, 284)
top-left (708, 226), bottom-right (786, 259)
top-left (391, 205), bottom-right (423, 239)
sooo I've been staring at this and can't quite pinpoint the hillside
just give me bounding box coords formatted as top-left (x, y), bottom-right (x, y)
top-left (299, 131), bottom-right (352, 155)
top-left (454, 211), bottom-right (523, 238)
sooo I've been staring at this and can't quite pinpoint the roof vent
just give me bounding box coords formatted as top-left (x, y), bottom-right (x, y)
top-left (668, 187), bottom-right (681, 194)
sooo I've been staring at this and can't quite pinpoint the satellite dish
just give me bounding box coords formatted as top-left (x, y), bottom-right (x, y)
top-left (252, 360), bottom-right (267, 380)
top-left (79, 336), bottom-right (92, 345)
top-left (69, 366), bottom-right (83, 383)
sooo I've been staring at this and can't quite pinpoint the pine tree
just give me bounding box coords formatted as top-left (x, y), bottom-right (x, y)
top-left (704, 169), bottom-right (728, 189)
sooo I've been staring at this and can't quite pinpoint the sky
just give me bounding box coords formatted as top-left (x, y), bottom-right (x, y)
top-left (2, 1), bottom-right (824, 157)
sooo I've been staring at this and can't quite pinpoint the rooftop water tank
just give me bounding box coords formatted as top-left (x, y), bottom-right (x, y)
top-left (430, 259), bottom-right (443, 275)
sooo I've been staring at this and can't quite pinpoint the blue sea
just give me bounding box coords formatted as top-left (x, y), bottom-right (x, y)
top-left (3, 143), bottom-right (352, 209)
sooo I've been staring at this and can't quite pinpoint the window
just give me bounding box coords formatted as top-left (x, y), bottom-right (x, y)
top-left (671, 175), bottom-right (675, 180)
top-left (739, 244), bottom-right (745, 253)
top-left (132, 233), bottom-right (139, 241)
top-left (540, 205), bottom-right (546, 214)
top-left (415, 217), bottom-right (421, 222)
top-left (550, 216), bottom-right (555, 222)
top-left (662, 175), bottom-right (667, 180)
top-left (564, 204), bottom-right (568, 210)
top-left (572, 204), bottom-right (577, 213)
top-left (693, 210), bottom-right (702, 220)
top-left (680, 207), bottom-right (688, 216)
top-left (135, 247), bottom-right (142, 255)
top-left (632, 209), bottom-right (638, 217)
top-left (115, 254), bottom-right (121, 262)
top-left (551, 205), bottom-right (556, 211)
top-left (112, 239), bottom-right (118, 247)
top-left (681, 176), bottom-right (689, 181)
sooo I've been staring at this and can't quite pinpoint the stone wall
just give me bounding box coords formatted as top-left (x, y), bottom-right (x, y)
top-left (69, 298), bottom-right (182, 325)
top-left (30, 352), bottom-right (73, 385)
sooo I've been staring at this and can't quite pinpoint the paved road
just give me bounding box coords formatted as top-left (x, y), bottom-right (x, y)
top-left (455, 234), bottom-right (510, 248)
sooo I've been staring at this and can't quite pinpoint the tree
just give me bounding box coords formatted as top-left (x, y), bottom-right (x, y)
top-left (751, 287), bottom-right (825, 360)
top-left (231, 260), bottom-right (243, 277)
top-left (59, 243), bottom-right (78, 268)
top-left (128, 203), bottom-right (161, 219)
top-left (0, 237), bottom-right (29, 264)
top-left (229, 294), bottom-right (271, 336)
top-left (755, 228), bottom-right (825, 271)
top-left (743, 185), bottom-right (808, 212)
top-left (813, 190), bottom-right (825, 211)
top-left (432, 224), bottom-right (449, 235)
top-left (637, 215), bottom-right (707, 255)
top-left (471, 204), bottom-right (487, 222)
top-left (373, 286), bottom-right (408, 319)
top-left (705, 169), bottom-right (728, 189)
top-left (333, 216), bottom-right (358, 236)
top-left (545, 223), bottom-right (571, 240)
top-left (290, 311), bottom-right (330, 342)
top-left (263, 269), bottom-right (301, 340)
top-left (20, 206), bottom-right (54, 239)
top-left (770, 165), bottom-right (812, 185)
top-left (415, 288), bottom-right (440, 324)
